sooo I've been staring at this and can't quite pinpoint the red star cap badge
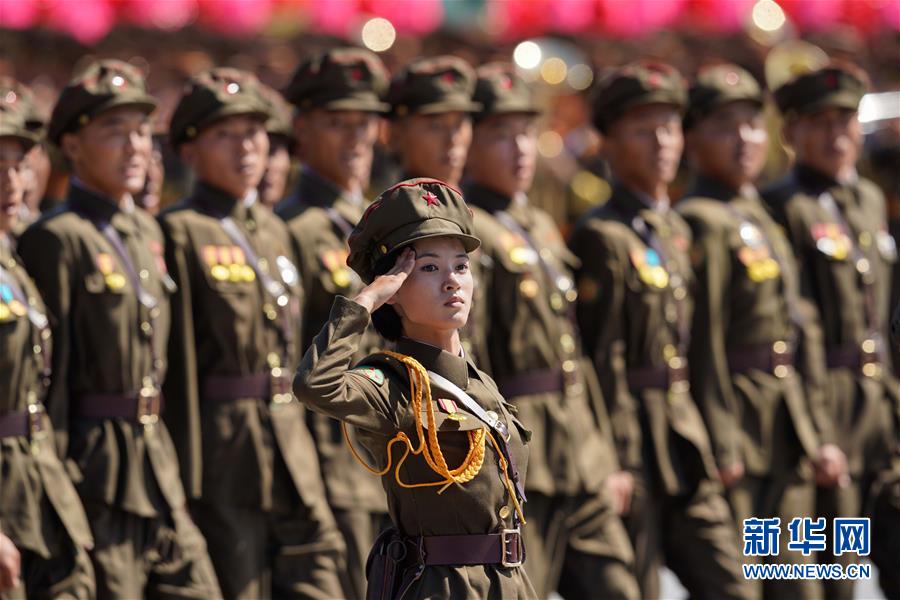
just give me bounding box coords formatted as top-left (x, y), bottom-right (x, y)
top-left (423, 191), bottom-right (440, 206)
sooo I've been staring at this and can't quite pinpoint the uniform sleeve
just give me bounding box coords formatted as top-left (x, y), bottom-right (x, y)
top-left (158, 216), bottom-right (203, 499)
top-left (569, 222), bottom-right (643, 472)
top-left (462, 243), bottom-right (494, 375)
top-left (682, 212), bottom-right (742, 469)
top-left (792, 297), bottom-right (834, 444)
top-left (293, 295), bottom-right (402, 435)
top-left (17, 226), bottom-right (72, 459)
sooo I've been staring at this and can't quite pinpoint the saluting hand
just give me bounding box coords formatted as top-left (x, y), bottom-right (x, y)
top-left (0, 533), bottom-right (20, 593)
top-left (353, 247), bottom-right (416, 314)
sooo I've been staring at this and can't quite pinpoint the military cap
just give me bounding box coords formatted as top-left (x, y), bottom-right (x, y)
top-left (347, 178), bottom-right (481, 283)
top-left (773, 63), bottom-right (868, 116)
top-left (169, 67), bottom-right (269, 147)
top-left (591, 60), bottom-right (687, 133)
top-left (0, 77), bottom-right (47, 135)
top-left (387, 56), bottom-right (481, 118)
top-left (473, 62), bottom-right (540, 122)
top-left (257, 82), bottom-right (294, 142)
top-left (284, 47), bottom-right (389, 113)
top-left (684, 63), bottom-right (763, 130)
top-left (48, 59), bottom-right (157, 145)
top-left (0, 100), bottom-right (38, 150)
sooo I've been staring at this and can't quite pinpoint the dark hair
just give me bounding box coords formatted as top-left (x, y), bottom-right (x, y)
top-left (369, 248), bottom-right (405, 341)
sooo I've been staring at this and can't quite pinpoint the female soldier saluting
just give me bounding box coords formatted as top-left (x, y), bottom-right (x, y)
top-left (293, 178), bottom-right (534, 599)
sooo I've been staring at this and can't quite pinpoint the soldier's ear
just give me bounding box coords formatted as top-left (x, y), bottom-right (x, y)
top-left (178, 142), bottom-right (197, 168)
top-left (781, 118), bottom-right (796, 149)
top-left (59, 132), bottom-right (81, 165)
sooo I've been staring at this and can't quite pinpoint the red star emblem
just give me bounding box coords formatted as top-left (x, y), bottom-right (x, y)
top-left (423, 192), bottom-right (440, 206)
top-left (442, 72), bottom-right (456, 84)
top-left (351, 68), bottom-right (363, 81)
top-left (826, 73), bottom-right (838, 89)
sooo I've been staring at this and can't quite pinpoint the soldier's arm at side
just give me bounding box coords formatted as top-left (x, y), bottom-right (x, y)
top-left (17, 225), bottom-right (72, 459)
top-left (158, 215), bottom-right (204, 499)
top-left (570, 222), bottom-right (643, 472)
top-left (293, 295), bottom-right (402, 435)
top-left (681, 211), bottom-right (742, 472)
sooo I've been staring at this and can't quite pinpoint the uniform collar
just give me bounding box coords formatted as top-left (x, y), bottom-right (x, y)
top-left (793, 163), bottom-right (844, 195)
top-left (192, 180), bottom-right (252, 221)
top-left (294, 166), bottom-right (362, 209)
top-left (68, 178), bottom-right (128, 223)
top-left (686, 175), bottom-right (740, 202)
top-left (609, 183), bottom-right (669, 217)
top-left (395, 336), bottom-right (471, 390)
top-left (463, 182), bottom-right (514, 213)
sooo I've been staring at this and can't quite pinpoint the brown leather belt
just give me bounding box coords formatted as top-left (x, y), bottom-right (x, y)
top-left (74, 388), bottom-right (163, 426)
top-left (202, 369), bottom-right (294, 405)
top-left (499, 368), bottom-right (563, 399)
top-left (0, 405), bottom-right (46, 439)
top-left (826, 340), bottom-right (880, 376)
top-left (422, 528), bottom-right (523, 568)
top-left (626, 357), bottom-right (689, 392)
top-left (727, 340), bottom-right (794, 378)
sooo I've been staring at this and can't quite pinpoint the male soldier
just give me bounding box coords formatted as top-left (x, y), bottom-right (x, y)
top-left (679, 63), bottom-right (850, 598)
top-left (1, 89), bottom-right (95, 599)
top-left (462, 63), bottom-right (639, 599)
top-left (0, 78), bottom-right (52, 232)
top-left (569, 61), bottom-right (749, 599)
top-left (257, 83), bottom-right (295, 209)
top-left (160, 68), bottom-right (345, 599)
top-left (16, 59), bottom-right (221, 599)
top-left (763, 61), bottom-right (898, 599)
top-left (275, 48), bottom-right (390, 599)
top-left (387, 56), bottom-right (487, 363)
top-left (387, 55), bottom-right (480, 188)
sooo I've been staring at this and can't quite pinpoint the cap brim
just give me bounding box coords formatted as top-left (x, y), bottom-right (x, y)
top-left (176, 104), bottom-right (270, 146)
top-left (384, 218), bottom-right (481, 255)
top-left (399, 101), bottom-right (483, 116)
top-left (795, 91), bottom-right (861, 114)
top-left (476, 102), bottom-right (541, 120)
top-left (321, 98), bottom-right (391, 113)
top-left (94, 94), bottom-right (158, 119)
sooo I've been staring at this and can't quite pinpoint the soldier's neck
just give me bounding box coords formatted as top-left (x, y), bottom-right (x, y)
top-left (401, 324), bottom-right (462, 356)
top-left (70, 176), bottom-right (133, 211)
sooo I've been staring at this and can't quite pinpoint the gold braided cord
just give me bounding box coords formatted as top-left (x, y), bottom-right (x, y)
top-left (341, 351), bottom-right (488, 494)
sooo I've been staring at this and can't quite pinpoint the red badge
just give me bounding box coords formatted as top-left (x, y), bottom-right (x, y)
top-left (442, 72), bottom-right (456, 84)
top-left (423, 191), bottom-right (440, 206)
top-left (437, 398), bottom-right (458, 413)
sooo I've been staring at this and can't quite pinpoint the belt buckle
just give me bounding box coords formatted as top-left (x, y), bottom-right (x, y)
top-left (501, 528), bottom-right (522, 568)
top-left (137, 386), bottom-right (160, 426)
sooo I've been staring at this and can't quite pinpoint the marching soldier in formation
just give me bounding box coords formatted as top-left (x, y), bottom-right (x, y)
top-left (678, 63), bottom-right (849, 599)
top-left (462, 62), bottom-right (639, 599)
top-left (0, 81), bottom-right (95, 600)
top-left (275, 48), bottom-right (392, 599)
top-left (16, 60), bottom-right (221, 599)
top-left (569, 61), bottom-right (750, 599)
top-left (387, 56), bottom-right (480, 189)
top-left (762, 59), bottom-right (899, 600)
top-left (294, 178), bottom-right (535, 599)
top-left (159, 67), bottom-right (345, 599)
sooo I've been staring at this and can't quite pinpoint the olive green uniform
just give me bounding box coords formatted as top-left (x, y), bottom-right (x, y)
top-left (763, 164), bottom-right (897, 595)
top-left (160, 181), bottom-right (345, 599)
top-left (277, 49), bottom-right (392, 598)
top-left (276, 169), bottom-right (390, 598)
top-left (18, 184), bottom-right (220, 600)
top-left (293, 178), bottom-right (536, 599)
top-left (570, 185), bottom-right (749, 599)
top-left (466, 183), bottom-right (637, 599)
top-left (679, 176), bottom-right (831, 599)
top-left (1, 234), bottom-right (95, 600)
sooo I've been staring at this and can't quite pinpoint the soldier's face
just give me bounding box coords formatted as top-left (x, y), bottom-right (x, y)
top-left (22, 143), bottom-right (50, 213)
top-left (784, 107), bottom-right (862, 181)
top-left (388, 236), bottom-right (473, 337)
top-left (603, 103), bottom-right (684, 190)
top-left (258, 141), bottom-right (292, 208)
top-left (181, 114), bottom-right (269, 199)
top-left (391, 112), bottom-right (472, 186)
top-left (295, 109), bottom-right (379, 192)
top-left (62, 106), bottom-right (152, 199)
top-left (0, 137), bottom-right (28, 232)
top-left (687, 101), bottom-right (768, 189)
top-left (468, 114), bottom-right (538, 197)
